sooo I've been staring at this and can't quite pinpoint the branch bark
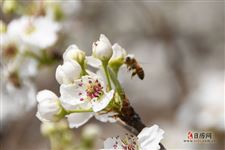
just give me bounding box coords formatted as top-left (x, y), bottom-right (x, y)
top-left (118, 95), bottom-right (166, 150)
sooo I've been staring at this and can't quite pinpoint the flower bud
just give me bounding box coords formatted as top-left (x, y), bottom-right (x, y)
top-left (36, 90), bottom-right (63, 122)
top-left (63, 44), bottom-right (85, 65)
top-left (55, 60), bottom-right (82, 85)
top-left (41, 120), bottom-right (68, 136)
top-left (92, 34), bottom-right (113, 62)
top-left (82, 124), bottom-right (101, 139)
top-left (41, 122), bottom-right (55, 136)
top-left (109, 43), bottom-right (127, 68)
top-left (3, 0), bottom-right (17, 14)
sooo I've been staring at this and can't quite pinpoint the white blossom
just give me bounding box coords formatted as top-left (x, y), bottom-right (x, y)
top-left (55, 60), bottom-right (82, 85)
top-left (7, 16), bottom-right (60, 49)
top-left (63, 44), bottom-right (86, 65)
top-left (60, 75), bottom-right (114, 112)
top-left (104, 125), bottom-right (164, 150)
top-left (92, 34), bottom-right (113, 61)
top-left (177, 71), bottom-right (224, 131)
top-left (36, 90), bottom-right (62, 122)
top-left (1, 31), bottom-right (19, 62)
top-left (109, 43), bottom-right (127, 65)
top-left (138, 125), bottom-right (164, 150)
top-left (0, 75), bottom-right (36, 125)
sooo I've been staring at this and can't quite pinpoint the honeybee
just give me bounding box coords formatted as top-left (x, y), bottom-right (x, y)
top-left (125, 55), bottom-right (144, 80)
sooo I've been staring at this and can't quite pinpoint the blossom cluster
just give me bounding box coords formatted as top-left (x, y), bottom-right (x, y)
top-left (36, 34), bottom-right (126, 128)
top-left (36, 34), bottom-right (165, 149)
top-left (1, 1), bottom-right (62, 124)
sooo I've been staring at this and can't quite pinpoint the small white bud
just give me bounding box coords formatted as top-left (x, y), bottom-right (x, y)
top-left (92, 34), bottom-right (113, 61)
top-left (109, 43), bottom-right (127, 67)
top-left (41, 120), bottom-right (68, 136)
top-left (55, 60), bottom-right (82, 84)
top-left (41, 122), bottom-right (55, 136)
top-left (63, 44), bottom-right (86, 65)
top-left (36, 90), bottom-right (62, 122)
top-left (82, 124), bottom-right (101, 139)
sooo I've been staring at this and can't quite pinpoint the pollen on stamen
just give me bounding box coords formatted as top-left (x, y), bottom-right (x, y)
top-left (80, 98), bottom-right (84, 101)
top-left (79, 92), bottom-right (82, 96)
top-left (79, 83), bottom-right (83, 86)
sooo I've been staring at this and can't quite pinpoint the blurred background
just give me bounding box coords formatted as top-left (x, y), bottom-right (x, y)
top-left (0, 0), bottom-right (224, 149)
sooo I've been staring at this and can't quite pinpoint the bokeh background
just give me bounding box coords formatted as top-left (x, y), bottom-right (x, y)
top-left (1, 0), bottom-right (224, 150)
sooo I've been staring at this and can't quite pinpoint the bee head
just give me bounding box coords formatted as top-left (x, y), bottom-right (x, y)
top-left (125, 56), bottom-right (131, 62)
top-left (125, 54), bottom-right (134, 62)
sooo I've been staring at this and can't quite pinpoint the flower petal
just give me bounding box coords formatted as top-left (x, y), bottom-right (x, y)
top-left (66, 112), bottom-right (93, 128)
top-left (55, 60), bottom-right (82, 85)
top-left (60, 81), bottom-right (87, 110)
top-left (95, 111), bottom-right (117, 123)
top-left (63, 44), bottom-right (79, 61)
top-left (104, 137), bottom-right (123, 149)
top-left (86, 56), bottom-right (102, 68)
top-left (36, 90), bottom-right (58, 103)
top-left (111, 43), bottom-right (127, 60)
top-left (137, 125), bottom-right (164, 150)
top-left (37, 99), bottom-right (60, 120)
top-left (91, 90), bottom-right (114, 112)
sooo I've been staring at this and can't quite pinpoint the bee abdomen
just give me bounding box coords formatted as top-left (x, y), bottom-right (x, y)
top-left (137, 68), bottom-right (144, 80)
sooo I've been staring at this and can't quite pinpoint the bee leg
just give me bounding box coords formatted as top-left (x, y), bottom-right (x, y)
top-left (131, 71), bottom-right (137, 78)
top-left (131, 64), bottom-right (136, 69)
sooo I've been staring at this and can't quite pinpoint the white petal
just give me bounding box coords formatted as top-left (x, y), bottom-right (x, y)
top-left (63, 44), bottom-right (85, 63)
top-left (92, 34), bottom-right (112, 61)
top-left (55, 65), bottom-right (64, 84)
top-left (91, 90), bottom-right (114, 112)
top-left (19, 57), bottom-right (38, 77)
top-left (104, 137), bottom-right (123, 149)
top-left (111, 43), bottom-right (127, 60)
top-left (86, 70), bottom-right (98, 76)
top-left (63, 44), bottom-right (80, 61)
top-left (95, 111), bottom-right (117, 123)
top-left (37, 99), bottom-right (60, 120)
top-left (66, 113), bottom-right (93, 128)
top-left (81, 75), bottom-right (104, 88)
top-left (86, 56), bottom-right (102, 68)
top-left (36, 112), bottom-right (49, 122)
top-left (55, 60), bottom-right (81, 85)
top-left (36, 90), bottom-right (58, 103)
top-left (137, 125), bottom-right (164, 150)
top-left (100, 34), bottom-right (111, 46)
top-left (60, 82), bottom-right (86, 110)
top-left (8, 16), bottom-right (60, 49)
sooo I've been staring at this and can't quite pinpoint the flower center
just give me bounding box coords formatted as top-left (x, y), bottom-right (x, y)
top-left (8, 72), bottom-right (21, 88)
top-left (85, 79), bottom-right (103, 99)
top-left (25, 21), bottom-right (36, 35)
top-left (4, 44), bottom-right (17, 59)
top-left (120, 134), bottom-right (138, 150)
